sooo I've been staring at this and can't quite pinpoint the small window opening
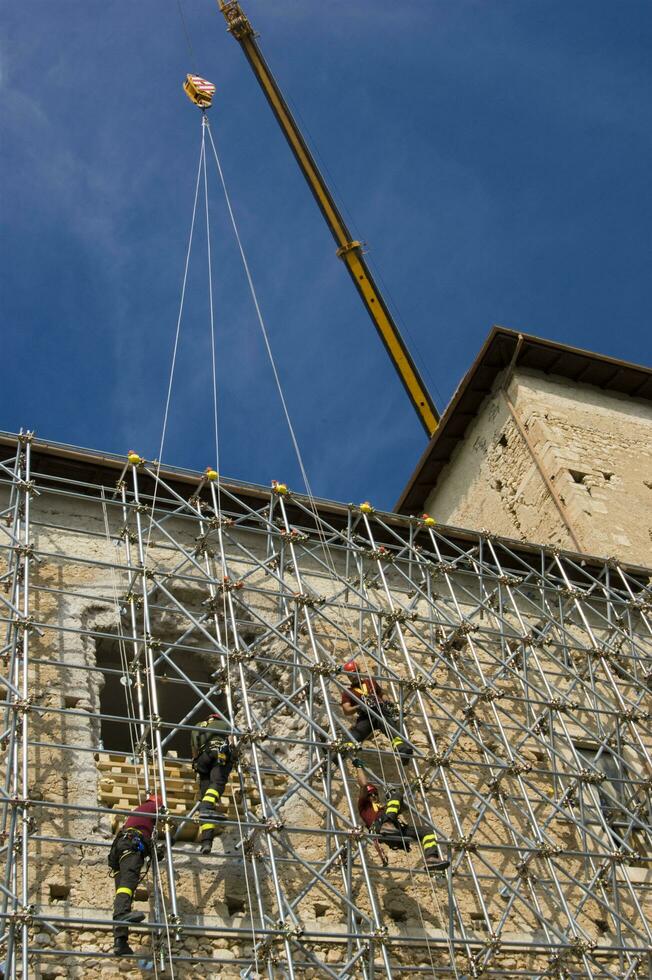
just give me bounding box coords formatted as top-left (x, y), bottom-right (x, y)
top-left (498, 433), bottom-right (508, 448)
top-left (569, 470), bottom-right (589, 484)
top-left (314, 903), bottom-right (329, 918)
top-left (226, 897), bottom-right (246, 916)
top-left (49, 883), bottom-right (71, 902)
top-left (387, 907), bottom-right (408, 923)
top-left (602, 472), bottom-right (614, 482)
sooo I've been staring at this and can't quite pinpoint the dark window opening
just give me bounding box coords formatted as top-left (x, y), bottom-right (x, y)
top-left (49, 883), bottom-right (71, 902)
top-left (569, 470), bottom-right (589, 485)
top-left (470, 913), bottom-right (488, 932)
top-left (96, 636), bottom-right (227, 757)
top-left (226, 896), bottom-right (246, 916)
top-left (388, 908), bottom-right (408, 923)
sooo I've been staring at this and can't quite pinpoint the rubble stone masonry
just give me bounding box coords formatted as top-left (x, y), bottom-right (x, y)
top-left (425, 368), bottom-right (652, 567)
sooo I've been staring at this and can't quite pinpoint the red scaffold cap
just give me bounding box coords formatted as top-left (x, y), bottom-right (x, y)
top-left (343, 660), bottom-right (358, 673)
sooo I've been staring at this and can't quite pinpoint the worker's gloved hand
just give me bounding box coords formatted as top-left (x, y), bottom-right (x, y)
top-left (381, 700), bottom-right (399, 721)
top-left (351, 757), bottom-right (363, 769)
top-left (361, 694), bottom-right (379, 710)
top-left (155, 846), bottom-right (166, 861)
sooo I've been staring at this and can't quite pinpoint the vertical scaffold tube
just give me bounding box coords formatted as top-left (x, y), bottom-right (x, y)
top-left (129, 465), bottom-right (180, 933)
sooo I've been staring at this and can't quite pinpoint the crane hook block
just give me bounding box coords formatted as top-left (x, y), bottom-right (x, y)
top-left (183, 74), bottom-right (216, 108)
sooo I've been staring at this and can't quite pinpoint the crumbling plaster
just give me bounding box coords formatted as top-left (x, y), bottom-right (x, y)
top-left (424, 367), bottom-right (652, 565)
top-left (2, 466), bottom-right (650, 978)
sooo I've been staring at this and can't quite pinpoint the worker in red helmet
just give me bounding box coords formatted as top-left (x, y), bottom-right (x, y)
top-left (190, 710), bottom-right (234, 855)
top-left (108, 791), bottom-right (164, 957)
top-left (353, 761), bottom-right (450, 873)
top-left (340, 660), bottom-right (413, 764)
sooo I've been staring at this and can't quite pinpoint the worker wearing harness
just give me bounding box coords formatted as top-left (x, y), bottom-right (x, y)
top-left (108, 792), bottom-right (162, 957)
top-left (340, 660), bottom-right (413, 764)
top-left (191, 712), bottom-right (233, 855)
top-left (354, 762), bottom-right (450, 872)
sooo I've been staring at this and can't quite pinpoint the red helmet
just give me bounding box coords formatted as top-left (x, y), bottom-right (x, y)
top-left (365, 784), bottom-right (379, 797)
top-left (147, 793), bottom-right (163, 806)
top-left (343, 660), bottom-right (358, 673)
top-left (208, 712), bottom-right (223, 720)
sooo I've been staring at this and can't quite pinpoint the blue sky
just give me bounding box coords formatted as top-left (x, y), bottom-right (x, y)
top-left (2, 1), bottom-right (651, 510)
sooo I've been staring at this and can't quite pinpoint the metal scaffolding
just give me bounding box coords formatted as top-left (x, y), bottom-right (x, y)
top-left (0, 431), bottom-right (650, 978)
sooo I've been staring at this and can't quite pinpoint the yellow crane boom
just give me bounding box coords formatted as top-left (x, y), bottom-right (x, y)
top-left (217, 1), bottom-right (439, 437)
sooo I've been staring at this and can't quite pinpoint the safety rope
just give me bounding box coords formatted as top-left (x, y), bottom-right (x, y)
top-left (195, 120), bottom-right (262, 970)
top-left (142, 129), bottom-right (203, 570)
top-left (117, 125), bottom-right (206, 980)
top-left (354, 540), bottom-right (461, 976)
top-left (205, 121), bottom-right (380, 976)
top-left (204, 120), bottom-right (446, 975)
top-left (204, 121), bottom-right (313, 501)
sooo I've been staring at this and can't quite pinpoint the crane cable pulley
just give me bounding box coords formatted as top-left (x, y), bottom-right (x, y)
top-left (183, 73), bottom-right (216, 109)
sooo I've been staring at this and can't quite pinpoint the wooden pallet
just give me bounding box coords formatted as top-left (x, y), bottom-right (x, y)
top-left (95, 753), bottom-right (286, 840)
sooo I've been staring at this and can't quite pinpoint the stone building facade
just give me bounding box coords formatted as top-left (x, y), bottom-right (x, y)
top-left (0, 432), bottom-right (649, 979)
top-left (398, 328), bottom-right (652, 569)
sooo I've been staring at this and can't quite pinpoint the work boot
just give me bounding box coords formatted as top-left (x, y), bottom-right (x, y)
top-left (200, 838), bottom-right (213, 855)
top-left (113, 937), bottom-right (134, 957)
top-left (113, 911), bottom-right (146, 925)
top-left (425, 853), bottom-right (450, 873)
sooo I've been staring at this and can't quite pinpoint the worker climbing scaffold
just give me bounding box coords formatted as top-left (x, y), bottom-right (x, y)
top-left (190, 710), bottom-right (234, 855)
top-left (352, 761), bottom-right (450, 874)
top-left (339, 659), bottom-right (413, 764)
top-left (107, 792), bottom-right (164, 957)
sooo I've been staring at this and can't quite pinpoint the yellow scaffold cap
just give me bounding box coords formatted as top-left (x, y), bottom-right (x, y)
top-left (359, 501), bottom-right (374, 514)
top-left (127, 451), bottom-right (142, 466)
top-left (204, 468), bottom-right (218, 481)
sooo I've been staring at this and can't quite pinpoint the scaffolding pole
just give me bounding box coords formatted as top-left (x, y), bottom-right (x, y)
top-left (0, 433), bottom-right (649, 978)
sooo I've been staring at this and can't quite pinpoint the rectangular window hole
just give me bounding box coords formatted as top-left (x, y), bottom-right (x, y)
top-left (95, 635), bottom-right (224, 754)
top-left (135, 886), bottom-right (149, 902)
top-left (64, 696), bottom-right (80, 709)
top-left (602, 472), bottom-right (614, 482)
top-left (313, 903), bottom-right (329, 918)
top-left (388, 908), bottom-right (408, 923)
top-left (569, 470), bottom-right (589, 484)
top-left (49, 883), bottom-right (71, 901)
top-left (226, 897), bottom-right (246, 916)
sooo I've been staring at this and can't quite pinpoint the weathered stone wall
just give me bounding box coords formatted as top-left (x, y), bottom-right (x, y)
top-left (1, 465), bottom-right (649, 979)
top-left (424, 367), bottom-right (652, 566)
